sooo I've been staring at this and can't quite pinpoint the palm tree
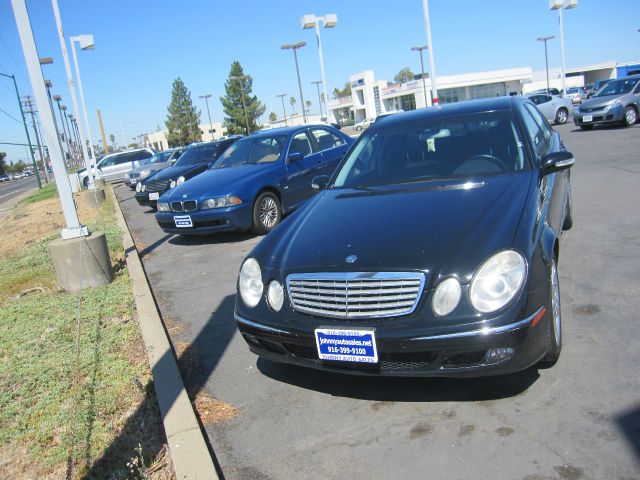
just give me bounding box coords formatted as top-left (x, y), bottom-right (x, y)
top-left (289, 96), bottom-right (296, 116)
top-left (305, 100), bottom-right (312, 115)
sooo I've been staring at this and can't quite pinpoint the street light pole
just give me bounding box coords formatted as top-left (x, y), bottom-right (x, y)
top-left (537, 36), bottom-right (555, 92)
top-left (301, 14), bottom-right (337, 122)
top-left (53, 95), bottom-right (72, 164)
top-left (311, 80), bottom-right (323, 118)
top-left (422, 0), bottom-right (439, 105)
top-left (0, 71), bottom-right (42, 188)
top-left (276, 93), bottom-right (288, 125)
top-left (11, 0), bottom-right (86, 238)
top-left (51, 0), bottom-right (95, 190)
top-left (411, 46), bottom-right (429, 108)
top-left (199, 94), bottom-right (213, 140)
top-left (230, 75), bottom-right (250, 135)
top-left (550, 0), bottom-right (578, 95)
top-left (281, 42), bottom-right (307, 123)
top-left (70, 35), bottom-right (97, 167)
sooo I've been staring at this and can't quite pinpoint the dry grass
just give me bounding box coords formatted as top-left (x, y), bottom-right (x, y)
top-left (193, 392), bottom-right (238, 425)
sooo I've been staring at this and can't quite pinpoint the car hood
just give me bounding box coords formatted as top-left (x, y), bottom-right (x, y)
top-left (163, 164), bottom-right (275, 201)
top-left (257, 173), bottom-right (533, 286)
top-left (580, 94), bottom-right (627, 109)
top-left (145, 163), bottom-right (203, 182)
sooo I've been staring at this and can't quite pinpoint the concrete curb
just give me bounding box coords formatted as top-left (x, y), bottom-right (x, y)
top-left (109, 186), bottom-right (219, 480)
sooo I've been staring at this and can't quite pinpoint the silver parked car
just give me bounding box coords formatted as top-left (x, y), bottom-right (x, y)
top-left (565, 87), bottom-right (586, 105)
top-left (78, 148), bottom-right (154, 188)
top-left (125, 147), bottom-right (184, 189)
top-left (574, 75), bottom-right (640, 130)
top-left (525, 93), bottom-right (573, 125)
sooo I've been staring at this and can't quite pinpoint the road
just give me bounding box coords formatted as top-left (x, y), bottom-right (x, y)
top-left (0, 176), bottom-right (39, 219)
top-left (115, 122), bottom-right (640, 480)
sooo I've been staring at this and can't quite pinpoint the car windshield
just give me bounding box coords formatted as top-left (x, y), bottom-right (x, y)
top-left (213, 135), bottom-right (287, 168)
top-left (145, 151), bottom-right (172, 165)
top-left (595, 79), bottom-right (638, 97)
top-left (566, 88), bottom-right (578, 94)
top-left (174, 143), bottom-right (220, 166)
top-left (333, 111), bottom-right (526, 189)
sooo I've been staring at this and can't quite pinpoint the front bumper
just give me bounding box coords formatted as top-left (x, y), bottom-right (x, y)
top-left (574, 104), bottom-right (624, 126)
top-left (154, 203), bottom-right (253, 235)
top-left (235, 305), bottom-right (550, 377)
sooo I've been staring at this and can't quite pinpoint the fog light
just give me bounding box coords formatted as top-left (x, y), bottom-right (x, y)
top-left (484, 347), bottom-right (514, 364)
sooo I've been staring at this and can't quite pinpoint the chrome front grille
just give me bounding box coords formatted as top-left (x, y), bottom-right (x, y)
top-left (286, 272), bottom-right (425, 319)
top-left (146, 179), bottom-right (171, 192)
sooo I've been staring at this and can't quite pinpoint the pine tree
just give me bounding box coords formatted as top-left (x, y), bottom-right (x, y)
top-left (165, 78), bottom-right (201, 147)
top-left (220, 61), bottom-right (265, 135)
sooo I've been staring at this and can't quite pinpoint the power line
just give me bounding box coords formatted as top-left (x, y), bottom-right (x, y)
top-left (0, 32), bottom-right (27, 83)
top-left (0, 106), bottom-right (22, 123)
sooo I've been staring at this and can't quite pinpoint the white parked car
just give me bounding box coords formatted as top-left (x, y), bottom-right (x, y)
top-left (77, 147), bottom-right (154, 188)
top-left (525, 94), bottom-right (573, 125)
top-left (354, 118), bottom-right (373, 131)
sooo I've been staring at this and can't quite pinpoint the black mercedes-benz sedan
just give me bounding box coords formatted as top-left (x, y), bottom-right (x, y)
top-left (235, 96), bottom-right (574, 377)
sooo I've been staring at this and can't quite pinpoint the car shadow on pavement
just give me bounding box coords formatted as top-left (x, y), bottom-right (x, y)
top-left (168, 231), bottom-right (256, 246)
top-left (617, 405), bottom-right (640, 463)
top-left (84, 295), bottom-right (237, 479)
top-left (256, 359), bottom-right (539, 402)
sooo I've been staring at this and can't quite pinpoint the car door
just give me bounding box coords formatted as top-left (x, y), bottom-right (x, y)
top-left (308, 127), bottom-right (349, 177)
top-left (283, 130), bottom-right (322, 211)
top-left (522, 102), bottom-right (567, 234)
top-left (533, 95), bottom-right (555, 121)
top-left (96, 154), bottom-right (120, 181)
top-left (115, 150), bottom-right (151, 180)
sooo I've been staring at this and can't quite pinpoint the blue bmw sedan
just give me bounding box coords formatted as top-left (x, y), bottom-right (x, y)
top-left (154, 124), bottom-right (353, 235)
top-left (235, 97), bottom-right (574, 378)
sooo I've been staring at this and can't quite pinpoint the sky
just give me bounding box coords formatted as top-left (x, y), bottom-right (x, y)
top-left (1, 0), bottom-right (639, 163)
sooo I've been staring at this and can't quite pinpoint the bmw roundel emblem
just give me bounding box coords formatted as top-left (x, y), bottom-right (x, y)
top-left (346, 255), bottom-right (358, 264)
top-left (182, 194), bottom-right (188, 198)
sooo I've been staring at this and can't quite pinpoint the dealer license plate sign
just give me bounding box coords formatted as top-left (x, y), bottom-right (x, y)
top-left (149, 192), bottom-right (159, 200)
top-left (314, 328), bottom-right (378, 363)
top-left (583, 114), bottom-right (593, 122)
top-left (174, 215), bottom-right (193, 228)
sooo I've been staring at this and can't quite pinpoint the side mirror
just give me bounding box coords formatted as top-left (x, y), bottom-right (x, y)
top-left (311, 175), bottom-right (330, 191)
top-left (541, 151), bottom-right (575, 176)
top-left (288, 152), bottom-right (304, 163)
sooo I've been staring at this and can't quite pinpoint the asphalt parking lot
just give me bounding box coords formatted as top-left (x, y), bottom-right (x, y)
top-left (115, 122), bottom-right (640, 480)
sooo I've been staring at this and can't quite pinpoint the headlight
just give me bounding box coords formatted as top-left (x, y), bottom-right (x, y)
top-left (176, 176), bottom-right (186, 186)
top-left (141, 184), bottom-right (146, 192)
top-left (201, 196), bottom-right (242, 210)
top-left (140, 168), bottom-right (151, 179)
top-left (157, 202), bottom-right (171, 212)
top-left (135, 182), bottom-right (142, 192)
top-left (267, 280), bottom-right (284, 312)
top-left (239, 258), bottom-right (263, 308)
top-left (470, 250), bottom-right (526, 313)
top-left (169, 180), bottom-right (176, 189)
top-left (432, 277), bottom-right (461, 316)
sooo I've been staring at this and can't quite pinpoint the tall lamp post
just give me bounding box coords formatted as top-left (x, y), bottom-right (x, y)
top-left (0, 71), bottom-right (42, 188)
top-left (281, 42), bottom-right (307, 123)
top-left (301, 14), bottom-right (337, 122)
top-left (198, 94), bottom-right (213, 140)
top-left (311, 80), bottom-right (323, 118)
top-left (421, 0), bottom-right (439, 105)
top-left (411, 46), bottom-right (429, 108)
top-left (276, 93), bottom-right (288, 125)
top-left (537, 36), bottom-right (555, 93)
top-left (70, 34), bottom-right (97, 166)
top-left (51, 0), bottom-right (95, 190)
top-left (549, 0), bottom-right (578, 95)
top-left (229, 75), bottom-right (250, 135)
top-left (52, 94), bottom-right (72, 162)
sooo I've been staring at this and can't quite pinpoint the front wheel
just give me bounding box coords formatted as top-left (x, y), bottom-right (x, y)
top-left (252, 192), bottom-right (281, 235)
top-left (623, 106), bottom-right (637, 127)
top-left (83, 176), bottom-right (89, 189)
top-left (540, 257), bottom-right (562, 367)
top-left (555, 108), bottom-right (568, 125)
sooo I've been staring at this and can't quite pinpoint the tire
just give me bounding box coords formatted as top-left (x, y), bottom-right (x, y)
top-left (623, 106), bottom-right (637, 127)
top-left (555, 108), bottom-right (568, 125)
top-left (540, 257), bottom-right (562, 366)
top-left (562, 183), bottom-right (573, 231)
top-left (579, 125), bottom-right (593, 131)
top-left (83, 176), bottom-right (89, 189)
top-left (252, 191), bottom-right (281, 235)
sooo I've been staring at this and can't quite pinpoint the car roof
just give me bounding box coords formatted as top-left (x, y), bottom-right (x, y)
top-left (371, 96), bottom-right (516, 129)
top-left (250, 124), bottom-right (334, 137)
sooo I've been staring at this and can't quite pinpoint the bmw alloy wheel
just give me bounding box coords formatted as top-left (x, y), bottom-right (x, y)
top-left (259, 196), bottom-right (279, 228)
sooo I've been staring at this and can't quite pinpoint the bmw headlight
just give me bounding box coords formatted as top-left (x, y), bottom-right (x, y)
top-left (469, 250), bottom-right (526, 313)
top-left (169, 180), bottom-right (176, 189)
top-left (139, 168), bottom-right (151, 179)
top-left (239, 258), bottom-right (263, 308)
top-left (176, 176), bottom-right (186, 186)
top-left (201, 196), bottom-right (242, 210)
top-left (432, 277), bottom-right (461, 316)
top-left (141, 184), bottom-right (146, 192)
top-left (267, 280), bottom-right (284, 312)
top-left (135, 182), bottom-right (142, 192)
top-left (157, 202), bottom-right (171, 212)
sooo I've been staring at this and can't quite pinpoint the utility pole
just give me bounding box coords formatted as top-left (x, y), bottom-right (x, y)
top-left (537, 36), bottom-right (555, 93)
top-left (97, 109), bottom-right (109, 154)
top-left (22, 96), bottom-right (49, 183)
top-left (0, 72), bottom-right (42, 188)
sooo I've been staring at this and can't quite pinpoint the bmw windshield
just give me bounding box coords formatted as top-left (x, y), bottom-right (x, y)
top-left (213, 135), bottom-right (287, 168)
top-left (173, 143), bottom-right (220, 166)
top-left (333, 111), bottom-right (527, 189)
